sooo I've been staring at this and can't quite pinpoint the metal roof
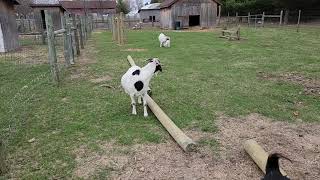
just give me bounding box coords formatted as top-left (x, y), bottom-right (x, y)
top-left (140, 3), bottom-right (161, 10)
top-left (160, 0), bottom-right (221, 9)
top-left (138, 3), bottom-right (160, 13)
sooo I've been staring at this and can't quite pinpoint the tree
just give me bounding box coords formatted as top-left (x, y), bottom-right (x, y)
top-left (15, 0), bottom-right (33, 17)
top-left (117, 0), bottom-right (130, 14)
top-left (135, 0), bottom-right (144, 10)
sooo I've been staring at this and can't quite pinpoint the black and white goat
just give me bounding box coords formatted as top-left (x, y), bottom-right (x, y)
top-left (262, 153), bottom-right (291, 180)
top-left (158, 33), bottom-right (170, 48)
top-left (121, 58), bottom-right (162, 117)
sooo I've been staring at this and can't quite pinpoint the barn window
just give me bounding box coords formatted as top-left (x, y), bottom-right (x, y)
top-left (149, 16), bottom-right (156, 22)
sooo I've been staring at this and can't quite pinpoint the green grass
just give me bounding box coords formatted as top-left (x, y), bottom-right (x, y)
top-left (0, 26), bottom-right (319, 178)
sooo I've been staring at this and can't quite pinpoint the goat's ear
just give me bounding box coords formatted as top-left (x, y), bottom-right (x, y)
top-left (146, 58), bottom-right (153, 62)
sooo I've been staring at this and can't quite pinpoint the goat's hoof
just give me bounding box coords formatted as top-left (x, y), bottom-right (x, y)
top-left (132, 112), bottom-right (137, 115)
top-left (144, 114), bottom-right (148, 117)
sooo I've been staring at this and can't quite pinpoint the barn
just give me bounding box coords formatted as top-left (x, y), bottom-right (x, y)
top-left (0, 0), bottom-right (20, 53)
top-left (160, 0), bottom-right (221, 29)
top-left (138, 3), bottom-right (161, 23)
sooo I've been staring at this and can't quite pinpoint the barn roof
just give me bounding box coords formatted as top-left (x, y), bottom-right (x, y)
top-left (59, 1), bottom-right (116, 10)
top-left (30, 0), bottom-right (65, 10)
top-left (160, 0), bottom-right (221, 9)
top-left (7, 0), bottom-right (19, 5)
top-left (138, 3), bottom-right (161, 13)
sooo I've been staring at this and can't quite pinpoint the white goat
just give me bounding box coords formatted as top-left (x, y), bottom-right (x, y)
top-left (158, 33), bottom-right (170, 48)
top-left (121, 58), bottom-right (162, 117)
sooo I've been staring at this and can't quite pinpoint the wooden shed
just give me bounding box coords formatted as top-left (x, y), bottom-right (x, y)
top-left (30, 0), bottom-right (66, 31)
top-left (160, 0), bottom-right (221, 29)
top-left (138, 3), bottom-right (161, 23)
top-left (0, 0), bottom-right (19, 53)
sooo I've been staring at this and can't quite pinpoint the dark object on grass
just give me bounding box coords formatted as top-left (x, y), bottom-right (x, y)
top-left (262, 153), bottom-right (291, 180)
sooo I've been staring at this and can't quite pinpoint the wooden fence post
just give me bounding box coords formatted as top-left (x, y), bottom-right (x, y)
top-left (82, 16), bottom-right (86, 40)
top-left (236, 12), bottom-right (238, 24)
top-left (112, 15), bottom-right (117, 41)
top-left (44, 10), bottom-right (60, 83)
top-left (117, 16), bottom-right (121, 45)
top-left (227, 12), bottom-right (230, 26)
top-left (248, 12), bottom-right (250, 26)
top-left (297, 10), bottom-right (301, 32)
top-left (262, 12), bottom-right (265, 27)
top-left (120, 12), bottom-right (124, 44)
top-left (78, 16), bottom-right (84, 49)
top-left (280, 10), bottom-right (283, 26)
top-left (72, 14), bottom-right (80, 55)
top-left (84, 16), bottom-right (88, 40)
top-left (61, 13), bottom-right (71, 67)
top-left (66, 15), bottom-right (75, 64)
top-left (0, 140), bottom-right (8, 175)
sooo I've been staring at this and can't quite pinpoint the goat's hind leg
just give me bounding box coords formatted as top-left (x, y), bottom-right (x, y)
top-left (142, 94), bottom-right (148, 117)
top-left (130, 95), bottom-right (137, 115)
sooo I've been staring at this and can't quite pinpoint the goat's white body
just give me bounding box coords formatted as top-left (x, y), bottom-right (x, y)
top-left (158, 33), bottom-right (170, 48)
top-left (121, 65), bottom-right (151, 97)
top-left (121, 61), bottom-right (159, 117)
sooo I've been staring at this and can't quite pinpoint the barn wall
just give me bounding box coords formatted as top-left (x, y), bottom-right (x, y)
top-left (161, 0), bottom-right (218, 29)
top-left (160, 8), bottom-right (172, 29)
top-left (0, 0), bottom-right (19, 52)
top-left (139, 10), bottom-right (160, 22)
top-left (33, 7), bottom-right (63, 32)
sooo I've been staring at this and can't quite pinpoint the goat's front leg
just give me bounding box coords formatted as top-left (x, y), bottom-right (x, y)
top-left (142, 94), bottom-right (148, 117)
top-left (130, 95), bottom-right (137, 115)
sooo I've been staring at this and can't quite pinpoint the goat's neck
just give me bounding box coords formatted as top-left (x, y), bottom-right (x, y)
top-left (141, 64), bottom-right (155, 81)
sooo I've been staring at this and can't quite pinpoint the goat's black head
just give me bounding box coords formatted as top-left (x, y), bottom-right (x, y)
top-left (147, 58), bottom-right (162, 73)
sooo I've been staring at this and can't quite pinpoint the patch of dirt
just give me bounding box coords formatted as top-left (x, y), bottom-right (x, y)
top-left (121, 48), bottom-right (147, 52)
top-left (258, 72), bottom-right (320, 96)
top-left (215, 113), bottom-right (320, 180)
top-left (90, 75), bottom-right (112, 83)
top-left (73, 114), bottom-right (320, 179)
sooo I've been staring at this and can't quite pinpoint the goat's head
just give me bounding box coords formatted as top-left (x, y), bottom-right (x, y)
top-left (147, 58), bottom-right (162, 73)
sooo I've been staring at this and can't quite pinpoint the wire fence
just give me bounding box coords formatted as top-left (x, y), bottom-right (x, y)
top-left (0, 10), bottom-right (94, 175)
top-left (219, 9), bottom-right (320, 29)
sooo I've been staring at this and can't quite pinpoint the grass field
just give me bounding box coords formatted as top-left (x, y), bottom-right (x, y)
top-left (0, 26), bottom-right (319, 178)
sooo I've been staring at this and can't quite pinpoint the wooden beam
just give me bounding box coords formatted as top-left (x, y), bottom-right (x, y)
top-left (244, 139), bottom-right (287, 175)
top-left (126, 55), bottom-right (196, 152)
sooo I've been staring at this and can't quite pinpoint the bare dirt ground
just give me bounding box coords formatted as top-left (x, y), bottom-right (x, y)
top-left (73, 114), bottom-right (320, 180)
top-left (258, 72), bottom-right (320, 96)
